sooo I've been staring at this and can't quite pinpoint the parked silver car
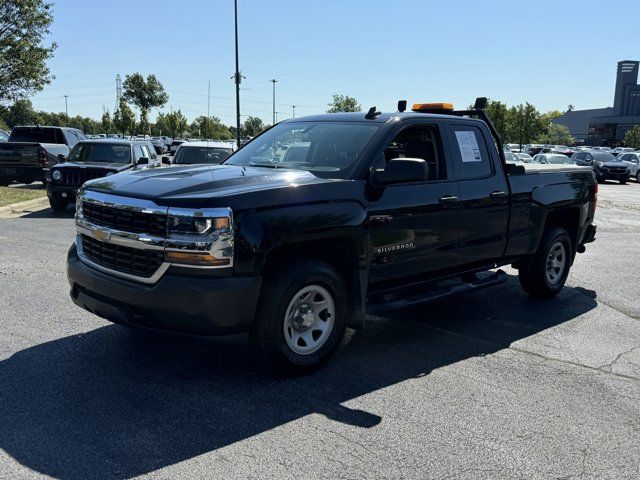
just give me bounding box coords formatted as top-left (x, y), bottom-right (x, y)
top-left (618, 152), bottom-right (640, 182)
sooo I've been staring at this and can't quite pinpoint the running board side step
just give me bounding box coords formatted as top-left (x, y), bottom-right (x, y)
top-left (366, 270), bottom-right (508, 315)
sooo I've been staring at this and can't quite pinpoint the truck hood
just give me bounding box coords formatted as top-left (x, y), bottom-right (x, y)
top-left (54, 161), bottom-right (131, 171)
top-left (82, 164), bottom-right (361, 209)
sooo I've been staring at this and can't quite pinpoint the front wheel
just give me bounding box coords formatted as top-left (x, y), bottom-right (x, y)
top-left (48, 194), bottom-right (68, 212)
top-left (620, 179), bottom-right (627, 184)
top-left (636, 172), bottom-right (640, 183)
top-left (250, 258), bottom-right (348, 374)
top-left (519, 227), bottom-right (572, 299)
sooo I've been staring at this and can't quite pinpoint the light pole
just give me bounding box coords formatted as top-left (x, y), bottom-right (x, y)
top-left (292, 105), bottom-right (296, 118)
top-left (233, 0), bottom-right (242, 146)
top-left (269, 79), bottom-right (278, 124)
top-left (63, 95), bottom-right (69, 117)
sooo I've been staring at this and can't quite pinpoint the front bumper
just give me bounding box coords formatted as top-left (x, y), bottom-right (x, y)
top-left (597, 169), bottom-right (630, 181)
top-left (67, 244), bottom-right (262, 336)
top-left (47, 184), bottom-right (78, 198)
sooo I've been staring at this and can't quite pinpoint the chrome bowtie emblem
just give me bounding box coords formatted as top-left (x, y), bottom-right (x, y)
top-left (92, 227), bottom-right (111, 242)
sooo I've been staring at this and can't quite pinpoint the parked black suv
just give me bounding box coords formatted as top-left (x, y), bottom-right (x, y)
top-left (67, 100), bottom-right (597, 373)
top-left (572, 150), bottom-right (630, 183)
top-left (46, 140), bottom-right (161, 211)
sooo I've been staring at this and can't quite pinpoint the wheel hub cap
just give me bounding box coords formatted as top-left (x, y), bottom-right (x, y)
top-left (545, 241), bottom-right (566, 285)
top-left (283, 284), bottom-right (335, 356)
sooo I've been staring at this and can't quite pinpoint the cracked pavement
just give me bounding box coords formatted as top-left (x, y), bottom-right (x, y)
top-left (0, 181), bottom-right (639, 479)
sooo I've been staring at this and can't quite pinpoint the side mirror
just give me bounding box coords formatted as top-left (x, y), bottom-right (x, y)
top-left (136, 157), bottom-right (149, 165)
top-left (373, 158), bottom-right (429, 186)
top-left (161, 156), bottom-right (171, 165)
top-left (57, 153), bottom-right (66, 162)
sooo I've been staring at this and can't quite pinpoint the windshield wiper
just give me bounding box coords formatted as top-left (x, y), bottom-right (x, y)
top-left (248, 161), bottom-right (280, 168)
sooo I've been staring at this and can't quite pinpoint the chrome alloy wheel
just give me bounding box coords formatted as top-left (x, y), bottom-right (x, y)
top-left (283, 284), bottom-right (335, 355)
top-left (545, 241), bottom-right (567, 285)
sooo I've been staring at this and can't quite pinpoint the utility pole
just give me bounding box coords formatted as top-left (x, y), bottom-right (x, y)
top-left (292, 105), bottom-right (296, 118)
top-left (269, 79), bottom-right (278, 124)
top-left (207, 80), bottom-right (211, 118)
top-left (63, 95), bottom-right (69, 117)
top-left (233, 0), bottom-right (242, 146)
top-left (115, 74), bottom-right (122, 111)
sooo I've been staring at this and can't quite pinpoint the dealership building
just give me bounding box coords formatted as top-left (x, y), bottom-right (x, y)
top-left (553, 60), bottom-right (640, 145)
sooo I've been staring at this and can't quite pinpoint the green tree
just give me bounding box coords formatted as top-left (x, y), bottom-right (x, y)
top-left (190, 116), bottom-right (233, 140)
top-left (326, 94), bottom-right (361, 113)
top-left (113, 100), bottom-right (135, 136)
top-left (623, 125), bottom-right (640, 148)
top-left (137, 109), bottom-right (149, 135)
top-left (538, 123), bottom-right (574, 145)
top-left (2, 99), bottom-right (38, 127)
top-left (122, 73), bottom-right (169, 129)
top-left (0, 117), bottom-right (8, 131)
top-left (242, 116), bottom-right (267, 137)
top-left (0, 0), bottom-right (56, 102)
top-left (101, 110), bottom-right (113, 133)
top-left (484, 100), bottom-right (510, 142)
top-left (165, 110), bottom-right (188, 138)
top-left (506, 103), bottom-right (545, 147)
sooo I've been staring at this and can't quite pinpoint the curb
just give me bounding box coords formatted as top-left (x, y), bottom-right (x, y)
top-left (0, 196), bottom-right (50, 219)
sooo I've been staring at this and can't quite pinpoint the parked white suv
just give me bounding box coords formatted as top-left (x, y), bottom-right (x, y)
top-left (618, 152), bottom-right (640, 182)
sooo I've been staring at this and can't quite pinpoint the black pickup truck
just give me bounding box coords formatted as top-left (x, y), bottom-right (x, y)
top-left (67, 99), bottom-right (597, 373)
top-left (0, 126), bottom-right (86, 185)
top-left (46, 140), bottom-right (163, 211)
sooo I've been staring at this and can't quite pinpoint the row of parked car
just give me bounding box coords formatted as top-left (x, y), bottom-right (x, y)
top-left (503, 143), bottom-right (640, 184)
top-left (0, 125), bottom-right (238, 211)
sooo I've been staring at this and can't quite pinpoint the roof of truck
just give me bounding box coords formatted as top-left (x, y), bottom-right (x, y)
top-left (282, 111), bottom-right (485, 124)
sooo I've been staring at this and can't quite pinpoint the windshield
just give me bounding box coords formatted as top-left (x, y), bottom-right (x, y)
top-left (225, 121), bottom-right (380, 177)
top-left (9, 127), bottom-right (60, 143)
top-left (67, 143), bottom-right (131, 163)
top-left (174, 146), bottom-right (233, 165)
top-left (592, 152), bottom-right (618, 162)
top-left (504, 151), bottom-right (519, 162)
top-left (547, 155), bottom-right (574, 164)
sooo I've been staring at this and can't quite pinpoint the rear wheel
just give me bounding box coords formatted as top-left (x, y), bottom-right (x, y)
top-left (519, 227), bottom-right (572, 299)
top-left (48, 194), bottom-right (68, 212)
top-left (0, 178), bottom-right (10, 187)
top-left (250, 258), bottom-right (348, 374)
top-left (620, 178), bottom-right (627, 184)
top-left (636, 172), bottom-right (640, 183)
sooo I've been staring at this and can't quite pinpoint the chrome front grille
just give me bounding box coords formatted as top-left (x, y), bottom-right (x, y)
top-left (82, 201), bottom-right (168, 237)
top-left (81, 234), bottom-right (164, 278)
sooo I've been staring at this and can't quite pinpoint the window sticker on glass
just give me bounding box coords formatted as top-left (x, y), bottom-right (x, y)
top-left (455, 130), bottom-right (482, 163)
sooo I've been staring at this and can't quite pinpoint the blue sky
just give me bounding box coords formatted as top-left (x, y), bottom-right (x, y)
top-left (31, 0), bottom-right (640, 125)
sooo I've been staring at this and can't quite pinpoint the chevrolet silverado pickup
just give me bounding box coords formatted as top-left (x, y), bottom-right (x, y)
top-left (67, 99), bottom-right (597, 373)
top-left (46, 139), bottom-right (162, 211)
top-left (0, 126), bottom-right (86, 185)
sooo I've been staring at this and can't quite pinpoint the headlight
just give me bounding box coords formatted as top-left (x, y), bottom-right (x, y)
top-left (52, 170), bottom-right (62, 181)
top-left (75, 196), bottom-right (83, 216)
top-left (165, 208), bottom-right (233, 267)
top-left (105, 172), bottom-right (115, 177)
top-left (595, 162), bottom-right (603, 167)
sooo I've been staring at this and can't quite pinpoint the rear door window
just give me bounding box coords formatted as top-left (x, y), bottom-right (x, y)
top-left (9, 127), bottom-right (60, 143)
top-left (449, 125), bottom-right (493, 179)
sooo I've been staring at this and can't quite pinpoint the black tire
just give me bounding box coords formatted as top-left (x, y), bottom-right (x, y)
top-left (250, 258), bottom-right (348, 375)
top-left (519, 227), bottom-right (572, 299)
top-left (636, 172), bottom-right (640, 183)
top-left (0, 178), bottom-right (10, 187)
top-left (597, 177), bottom-right (605, 184)
top-left (48, 194), bottom-right (68, 212)
top-left (620, 179), bottom-right (627, 184)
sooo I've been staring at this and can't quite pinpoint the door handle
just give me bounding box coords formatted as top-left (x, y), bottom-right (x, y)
top-left (490, 191), bottom-right (507, 200)
top-left (438, 195), bottom-right (460, 206)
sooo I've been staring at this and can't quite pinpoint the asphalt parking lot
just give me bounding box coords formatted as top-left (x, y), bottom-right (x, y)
top-left (0, 182), bottom-right (639, 479)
